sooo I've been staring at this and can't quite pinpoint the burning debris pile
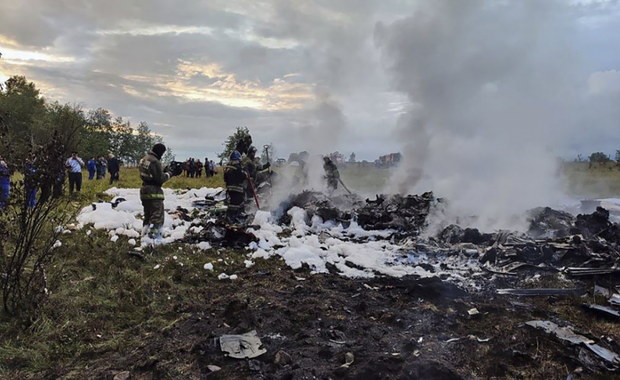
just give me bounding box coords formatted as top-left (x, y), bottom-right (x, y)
top-left (76, 187), bottom-right (620, 376)
top-left (356, 192), bottom-right (435, 233)
top-left (273, 191), bottom-right (436, 236)
top-left (275, 191), bottom-right (363, 225)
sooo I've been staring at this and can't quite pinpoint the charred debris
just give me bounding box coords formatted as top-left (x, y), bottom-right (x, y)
top-left (179, 190), bottom-right (620, 373)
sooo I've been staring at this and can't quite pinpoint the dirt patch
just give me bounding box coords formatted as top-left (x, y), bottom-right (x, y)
top-left (37, 261), bottom-right (619, 380)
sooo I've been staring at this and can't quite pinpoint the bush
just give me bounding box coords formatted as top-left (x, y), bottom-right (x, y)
top-left (0, 133), bottom-right (73, 319)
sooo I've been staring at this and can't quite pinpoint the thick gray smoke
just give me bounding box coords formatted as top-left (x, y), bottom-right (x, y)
top-left (376, 0), bottom-right (589, 231)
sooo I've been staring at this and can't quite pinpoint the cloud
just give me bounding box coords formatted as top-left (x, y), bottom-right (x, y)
top-left (0, 0), bottom-right (619, 166)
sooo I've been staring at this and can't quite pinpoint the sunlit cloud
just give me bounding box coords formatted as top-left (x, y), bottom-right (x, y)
top-left (98, 24), bottom-right (214, 37)
top-left (0, 47), bottom-right (76, 64)
top-left (120, 60), bottom-right (315, 111)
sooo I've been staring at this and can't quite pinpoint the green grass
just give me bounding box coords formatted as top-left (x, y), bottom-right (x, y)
top-left (561, 162), bottom-right (620, 198)
top-left (339, 164), bottom-right (391, 194)
top-left (1, 161), bottom-right (620, 377)
top-left (0, 167), bottom-right (228, 377)
top-left (0, 228), bottom-right (257, 377)
top-left (78, 167), bottom-right (225, 200)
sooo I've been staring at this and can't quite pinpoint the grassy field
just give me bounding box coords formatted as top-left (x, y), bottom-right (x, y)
top-left (561, 162), bottom-right (620, 198)
top-left (76, 167), bottom-right (226, 199)
top-left (1, 162), bottom-right (620, 378)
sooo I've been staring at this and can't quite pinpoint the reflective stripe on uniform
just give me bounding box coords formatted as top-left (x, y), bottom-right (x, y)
top-left (141, 193), bottom-right (165, 199)
top-left (227, 185), bottom-right (244, 193)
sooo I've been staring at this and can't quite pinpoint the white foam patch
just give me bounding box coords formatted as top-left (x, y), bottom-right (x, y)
top-left (248, 207), bottom-right (483, 285)
top-left (77, 187), bottom-right (223, 245)
top-left (78, 187), bottom-right (483, 287)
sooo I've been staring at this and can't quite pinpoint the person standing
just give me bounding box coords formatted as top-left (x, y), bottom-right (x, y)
top-left (323, 156), bottom-right (340, 194)
top-left (24, 154), bottom-right (37, 208)
top-left (209, 160), bottom-right (215, 177)
top-left (0, 155), bottom-right (10, 210)
top-left (65, 151), bottom-right (84, 194)
top-left (242, 146), bottom-right (270, 195)
top-left (224, 151), bottom-right (247, 223)
top-left (96, 156), bottom-right (107, 179)
top-left (139, 143), bottom-right (177, 240)
top-left (196, 159), bottom-right (203, 178)
top-left (107, 153), bottom-right (120, 185)
top-left (87, 157), bottom-right (96, 180)
top-left (189, 158), bottom-right (196, 178)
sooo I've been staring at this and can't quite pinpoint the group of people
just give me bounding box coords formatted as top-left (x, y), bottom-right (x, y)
top-left (87, 154), bottom-right (121, 184)
top-left (180, 158), bottom-right (216, 178)
top-left (0, 151), bottom-right (123, 210)
top-left (0, 151), bottom-right (77, 210)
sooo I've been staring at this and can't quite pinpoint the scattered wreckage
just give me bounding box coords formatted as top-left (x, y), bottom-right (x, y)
top-left (182, 190), bottom-right (620, 374)
top-left (88, 188), bottom-right (620, 376)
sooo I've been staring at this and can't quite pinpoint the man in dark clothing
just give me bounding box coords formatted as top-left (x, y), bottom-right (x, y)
top-left (189, 158), bottom-right (196, 178)
top-left (242, 146), bottom-right (270, 198)
top-left (0, 155), bottom-right (10, 210)
top-left (107, 153), bottom-right (121, 185)
top-left (323, 156), bottom-right (340, 194)
top-left (96, 156), bottom-right (107, 179)
top-left (195, 159), bottom-right (203, 178)
top-left (224, 151), bottom-right (246, 223)
top-left (24, 154), bottom-right (37, 208)
top-left (139, 143), bottom-right (180, 240)
top-left (65, 152), bottom-right (84, 194)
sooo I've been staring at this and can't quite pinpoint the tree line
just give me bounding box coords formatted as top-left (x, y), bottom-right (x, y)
top-left (0, 75), bottom-right (172, 167)
top-left (573, 151), bottom-right (620, 168)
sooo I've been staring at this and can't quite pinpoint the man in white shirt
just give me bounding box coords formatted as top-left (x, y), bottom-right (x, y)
top-left (65, 151), bottom-right (84, 194)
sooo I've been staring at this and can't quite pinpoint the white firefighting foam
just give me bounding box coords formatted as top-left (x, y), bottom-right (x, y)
top-left (76, 187), bottom-right (485, 284)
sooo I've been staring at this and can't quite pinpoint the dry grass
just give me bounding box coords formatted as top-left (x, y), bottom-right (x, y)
top-left (561, 162), bottom-right (620, 198)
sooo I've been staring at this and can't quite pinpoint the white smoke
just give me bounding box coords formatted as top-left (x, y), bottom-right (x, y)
top-left (375, 0), bottom-right (590, 231)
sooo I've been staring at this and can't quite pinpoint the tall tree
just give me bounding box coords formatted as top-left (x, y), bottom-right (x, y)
top-left (0, 76), bottom-right (46, 158)
top-left (218, 127), bottom-right (252, 162)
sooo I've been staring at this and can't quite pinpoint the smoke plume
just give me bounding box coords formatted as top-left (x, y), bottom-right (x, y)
top-left (376, 0), bottom-right (588, 231)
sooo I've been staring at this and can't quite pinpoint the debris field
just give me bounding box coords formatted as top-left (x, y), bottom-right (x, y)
top-left (73, 188), bottom-right (620, 379)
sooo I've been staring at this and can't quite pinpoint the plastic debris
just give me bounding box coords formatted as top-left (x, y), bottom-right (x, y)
top-left (219, 330), bottom-right (267, 359)
top-left (525, 320), bottom-right (620, 366)
top-left (582, 304), bottom-right (620, 318)
top-left (497, 288), bottom-right (585, 296)
top-left (339, 352), bottom-right (354, 369)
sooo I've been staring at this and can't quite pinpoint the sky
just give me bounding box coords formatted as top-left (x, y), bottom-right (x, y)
top-left (0, 0), bottom-right (619, 164)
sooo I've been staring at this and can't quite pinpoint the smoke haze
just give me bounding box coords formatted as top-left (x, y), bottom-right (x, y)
top-left (374, 0), bottom-right (615, 230)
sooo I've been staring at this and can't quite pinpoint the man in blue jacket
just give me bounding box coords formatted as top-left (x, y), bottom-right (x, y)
top-left (87, 157), bottom-right (96, 180)
top-left (0, 155), bottom-right (10, 210)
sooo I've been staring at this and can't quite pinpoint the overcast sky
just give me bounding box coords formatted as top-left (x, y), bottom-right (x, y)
top-left (0, 0), bottom-right (619, 161)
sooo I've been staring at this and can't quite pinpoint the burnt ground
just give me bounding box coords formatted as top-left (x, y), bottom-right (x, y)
top-left (46, 261), bottom-right (620, 380)
top-left (6, 195), bottom-right (620, 379)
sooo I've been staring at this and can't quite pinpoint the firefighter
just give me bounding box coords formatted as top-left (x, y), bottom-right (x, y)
top-left (107, 153), bottom-right (121, 184)
top-left (242, 146), bottom-right (270, 197)
top-left (224, 151), bottom-right (247, 223)
top-left (323, 156), bottom-right (340, 193)
top-left (139, 143), bottom-right (179, 240)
